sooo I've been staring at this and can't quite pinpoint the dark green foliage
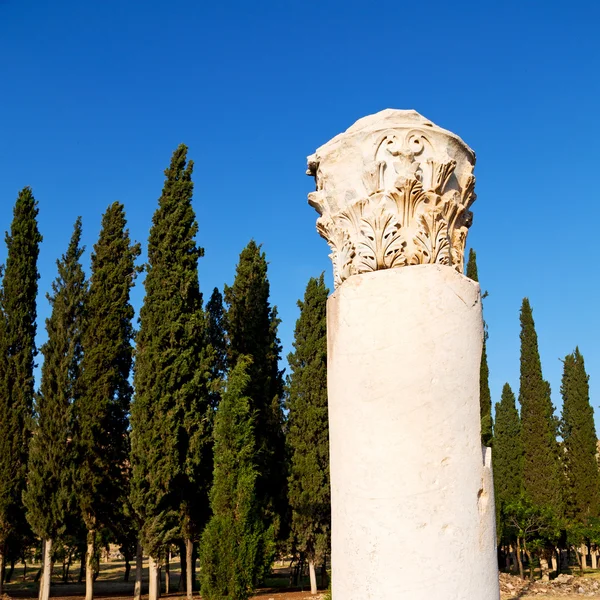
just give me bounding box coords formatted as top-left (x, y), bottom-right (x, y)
top-left (0, 187), bottom-right (42, 551)
top-left (518, 298), bottom-right (563, 513)
top-left (466, 249), bottom-right (493, 446)
top-left (74, 202), bottom-right (140, 533)
top-left (206, 287), bottom-right (227, 409)
top-left (286, 275), bottom-right (330, 563)
top-left (493, 383), bottom-right (523, 541)
top-left (494, 383), bottom-right (523, 507)
top-left (0, 292), bottom-right (12, 552)
top-left (23, 219), bottom-right (87, 540)
top-left (130, 145), bottom-right (213, 556)
top-left (504, 496), bottom-right (561, 578)
top-left (560, 348), bottom-right (600, 522)
top-left (200, 357), bottom-right (266, 600)
top-left (224, 241), bottom-right (286, 541)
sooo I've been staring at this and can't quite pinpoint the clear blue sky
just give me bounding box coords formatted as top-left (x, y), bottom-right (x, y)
top-left (1, 0), bottom-right (598, 423)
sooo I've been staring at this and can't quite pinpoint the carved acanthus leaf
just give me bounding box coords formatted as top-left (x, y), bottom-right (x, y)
top-left (308, 114), bottom-right (477, 287)
top-left (451, 226), bottom-right (468, 273)
top-left (390, 178), bottom-right (428, 223)
top-left (412, 211), bottom-right (451, 266)
top-left (354, 205), bottom-right (406, 272)
top-left (317, 217), bottom-right (355, 288)
top-left (431, 160), bottom-right (457, 195)
top-left (461, 175), bottom-right (476, 208)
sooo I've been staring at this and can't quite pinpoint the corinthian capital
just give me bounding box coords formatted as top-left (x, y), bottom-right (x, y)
top-left (307, 109), bottom-right (477, 288)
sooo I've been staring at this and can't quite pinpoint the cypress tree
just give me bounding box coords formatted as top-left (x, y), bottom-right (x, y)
top-left (130, 145), bottom-right (212, 600)
top-left (224, 241), bottom-right (286, 557)
top-left (518, 298), bottom-right (562, 513)
top-left (200, 356), bottom-right (264, 600)
top-left (560, 348), bottom-right (600, 522)
top-left (23, 218), bottom-right (87, 600)
top-left (0, 188), bottom-right (42, 593)
top-left (0, 308), bottom-right (9, 592)
top-left (74, 202), bottom-right (141, 600)
top-left (493, 383), bottom-right (523, 542)
top-left (466, 249), bottom-right (493, 447)
top-left (206, 287), bottom-right (227, 409)
top-left (286, 274), bottom-right (330, 594)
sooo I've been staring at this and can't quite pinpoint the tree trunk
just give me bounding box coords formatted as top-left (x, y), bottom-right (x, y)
top-left (66, 550), bottom-right (72, 583)
top-left (133, 541), bottom-right (142, 600)
top-left (516, 539), bottom-right (524, 580)
top-left (149, 555), bottom-right (161, 600)
top-left (40, 539), bottom-right (53, 600)
top-left (592, 548), bottom-right (598, 570)
top-left (164, 547), bottom-right (170, 594)
top-left (23, 557), bottom-right (27, 582)
top-left (178, 542), bottom-right (186, 592)
top-left (526, 551), bottom-right (534, 580)
top-left (38, 541), bottom-right (45, 600)
top-left (321, 556), bottom-right (327, 588)
top-left (294, 558), bottom-right (303, 586)
top-left (308, 559), bottom-right (317, 595)
top-left (0, 545), bottom-right (6, 595)
top-left (185, 539), bottom-right (193, 599)
top-left (6, 557), bottom-right (15, 582)
top-left (85, 530), bottom-right (95, 600)
top-left (123, 555), bottom-right (130, 583)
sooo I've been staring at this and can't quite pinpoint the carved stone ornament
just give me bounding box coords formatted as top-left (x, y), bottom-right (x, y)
top-left (307, 109), bottom-right (477, 287)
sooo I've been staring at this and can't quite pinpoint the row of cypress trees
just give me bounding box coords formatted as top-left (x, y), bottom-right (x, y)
top-left (468, 250), bottom-right (598, 579)
top-left (0, 145), bottom-right (331, 600)
top-left (3, 150), bottom-right (593, 595)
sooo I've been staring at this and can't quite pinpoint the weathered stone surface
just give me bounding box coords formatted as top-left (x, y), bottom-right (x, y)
top-left (499, 572), bottom-right (600, 598)
top-left (307, 109), bottom-right (476, 287)
top-left (327, 265), bottom-right (499, 599)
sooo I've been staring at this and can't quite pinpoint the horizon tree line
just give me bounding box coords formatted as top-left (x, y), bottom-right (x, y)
top-left (0, 145), bottom-right (331, 600)
top-left (468, 249), bottom-right (599, 581)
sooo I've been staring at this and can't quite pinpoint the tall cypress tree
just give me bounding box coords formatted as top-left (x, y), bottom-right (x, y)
top-left (560, 348), bottom-right (600, 522)
top-left (131, 145), bottom-right (212, 600)
top-left (224, 241), bottom-right (286, 556)
top-left (0, 280), bottom-right (10, 593)
top-left (200, 356), bottom-right (264, 600)
top-left (23, 219), bottom-right (87, 600)
top-left (466, 249), bottom-right (493, 447)
top-left (493, 383), bottom-right (523, 541)
top-left (0, 188), bottom-right (42, 593)
top-left (519, 298), bottom-right (562, 513)
top-left (74, 202), bottom-right (141, 600)
top-left (286, 274), bottom-right (330, 594)
top-left (206, 287), bottom-right (227, 409)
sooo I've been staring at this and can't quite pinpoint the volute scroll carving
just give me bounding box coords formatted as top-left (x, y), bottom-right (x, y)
top-left (307, 109), bottom-right (477, 288)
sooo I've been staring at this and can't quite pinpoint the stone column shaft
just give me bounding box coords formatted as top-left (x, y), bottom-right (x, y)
top-left (327, 266), bottom-right (497, 599)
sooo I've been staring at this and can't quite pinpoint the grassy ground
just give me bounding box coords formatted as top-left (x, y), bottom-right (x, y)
top-left (11, 559), bottom-right (600, 600)
top-left (2, 557), bottom-right (325, 599)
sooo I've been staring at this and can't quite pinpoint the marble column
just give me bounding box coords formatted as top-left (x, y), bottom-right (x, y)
top-left (307, 109), bottom-right (499, 600)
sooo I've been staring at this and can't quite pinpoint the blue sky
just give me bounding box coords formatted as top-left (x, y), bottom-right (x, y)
top-left (1, 0), bottom-right (598, 423)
